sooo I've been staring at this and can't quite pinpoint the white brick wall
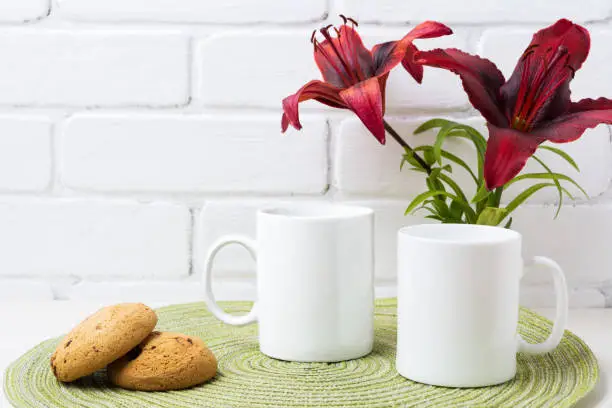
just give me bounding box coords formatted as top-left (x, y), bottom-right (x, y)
top-left (0, 1), bottom-right (608, 307)
top-left (0, 0), bottom-right (48, 22)
top-left (0, 116), bottom-right (52, 191)
top-left (0, 30), bottom-right (189, 107)
top-left (56, 0), bottom-right (328, 24)
top-left (0, 199), bottom-right (190, 279)
top-left (196, 31), bottom-right (320, 108)
top-left (339, 0), bottom-right (611, 23)
top-left (60, 114), bottom-right (328, 194)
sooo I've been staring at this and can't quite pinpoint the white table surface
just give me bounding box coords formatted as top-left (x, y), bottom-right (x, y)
top-left (0, 303), bottom-right (610, 408)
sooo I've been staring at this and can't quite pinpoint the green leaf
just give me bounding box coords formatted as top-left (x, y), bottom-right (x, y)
top-left (437, 172), bottom-right (468, 202)
top-left (433, 123), bottom-right (458, 164)
top-left (440, 150), bottom-right (476, 182)
top-left (402, 150), bottom-right (425, 171)
top-left (449, 200), bottom-right (464, 221)
top-left (414, 119), bottom-right (486, 184)
top-left (425, 215), bottom-right (444, 221)
top-left (413, 118), bottom-right (451, 134)
top-left (472, 183), bottom-right (490, 203)
top-left (405, 190), bottom-right (474, 218)
top-left (504, 183), bottom-right (556, 215)
top-left (531, 155), bottom-right (563, 219)
top-left (423, 149), bottom-right (436, 165)
top-left (538, 145), bottom-right (580, 171)
top-left (505, 171), bottom-right (588, 199)
top-left (413, 203), bottom-right (439, 217)
top-left (504, 217), bottom-right (513, 229)
top-left (476, 207), bottom-right (509, 226)
top-left (405, 190), bottom-right (444, 216)
top-left (427, 170), bottom-right (445, 192)
top-left (561, 187), bottom-right (576, 201)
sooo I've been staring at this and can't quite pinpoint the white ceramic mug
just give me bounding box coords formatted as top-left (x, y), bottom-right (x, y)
top-left (202, 203), bottom-right (375, 362)
top-left (396, 224), bottom-right (568, 387)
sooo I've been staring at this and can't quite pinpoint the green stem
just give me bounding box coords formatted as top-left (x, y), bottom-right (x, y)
top-left (383, 120), bottom-right (432, 175)
top-left (494, 186), bottom-right (504, 207)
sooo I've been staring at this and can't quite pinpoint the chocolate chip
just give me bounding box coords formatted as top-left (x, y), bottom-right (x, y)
top-left (63, 359), bottom-right (67, 363)
top-left (150, 346), bottom-right (156, 350)
top-left (187, 338), bottom-right (193, 344)
top-left (64, 340), bottom-right (72, 348)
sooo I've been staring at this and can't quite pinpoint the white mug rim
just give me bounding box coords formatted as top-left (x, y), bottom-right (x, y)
top-left (259, 203), bottom-right (373, 220)
top-left (399, 223), bottom-right (521, 246)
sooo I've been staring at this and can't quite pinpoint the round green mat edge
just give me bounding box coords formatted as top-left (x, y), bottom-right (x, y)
top-left (3, 298), bottom-right (600, 408)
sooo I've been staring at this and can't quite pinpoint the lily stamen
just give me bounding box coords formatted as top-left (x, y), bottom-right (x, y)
top-left (318, 25), bottom-right (361, 84)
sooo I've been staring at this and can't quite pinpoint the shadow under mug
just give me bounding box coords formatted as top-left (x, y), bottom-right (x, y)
top-left (202, 203), bottom-right (375, 362)
top-left (396, 224), bottom-right (568, 388)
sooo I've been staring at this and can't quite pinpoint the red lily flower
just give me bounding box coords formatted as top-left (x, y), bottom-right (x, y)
top-left (415, 19), bottom-right (612, 189)
top-left (281, 16), bottom-right (452, 144)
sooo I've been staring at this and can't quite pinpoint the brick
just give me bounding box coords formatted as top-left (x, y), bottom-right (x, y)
top-left (197, 32), bottom-right (319, 108)
top-left (0, 199), bottom-right (190, 279)
top-left (0, 0), bottom-right (48, 22)
top-left (0, 116), bottom-right (51, 191)
top-left (0, 280), bottom-right (53, 301)
top-left (61, 114), bottom-right (328, 194)
top-left (57, 0), bottom-right (327, 23)
top-left (0, 30), bottom-right (188, 107)
top-left (513, 205), bottom-right (612, 286)
top-left (335, 117), bottom-right (610, 201)
top-left (339, 0), bottom-right (610, 23)
top-left (194, 200), bottom-right (273, 277)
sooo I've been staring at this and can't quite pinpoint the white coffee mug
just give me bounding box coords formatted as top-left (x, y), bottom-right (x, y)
top-left (396, 224), bottom-right (568, 387)
top-left (202, 203), bottom-right (375, 362)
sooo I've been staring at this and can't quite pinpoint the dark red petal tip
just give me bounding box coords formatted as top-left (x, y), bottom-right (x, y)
top-left (484, 123), bottom-right (541, 189)
top-left (281, 80), bottom-right (345, 132)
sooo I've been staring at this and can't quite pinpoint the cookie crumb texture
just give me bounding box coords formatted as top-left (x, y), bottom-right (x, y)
top-left (107, 331), bottom-right (217, 391)
top-left (50, 303), bottom-right (158, 382)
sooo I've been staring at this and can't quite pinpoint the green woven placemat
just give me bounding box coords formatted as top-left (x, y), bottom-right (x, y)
top-left (4, 298), bottom-right (598, 407)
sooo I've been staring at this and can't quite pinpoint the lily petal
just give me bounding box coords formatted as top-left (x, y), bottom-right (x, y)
top-left (281, 114), bottom-right (290, 132)
top-left (485, 123), bottom-right (542, 189)
top-left (501, 19), bottom-right (590, 129)
top-left (372, 21), bottom-right (452, 78)
top-left (281, 80), bottom-right (345, 132)
top-left (415, 48), bottom-right (508, 127)
top-left (401, 42), bottom-right (423, 84)
top-left (314, 24), bottom-right (373, 88)
top-left (531, 18), bottom-right (590, 71)
top-left (531, 97), bottom-right (612, 142)
top-left (339, 77), bottom-right (386, 144)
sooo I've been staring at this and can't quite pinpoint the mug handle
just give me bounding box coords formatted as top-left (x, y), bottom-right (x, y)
top-left (517, 256), bottom-right (568, 354)
top-left (202, 234), bottom-right (258, 326)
